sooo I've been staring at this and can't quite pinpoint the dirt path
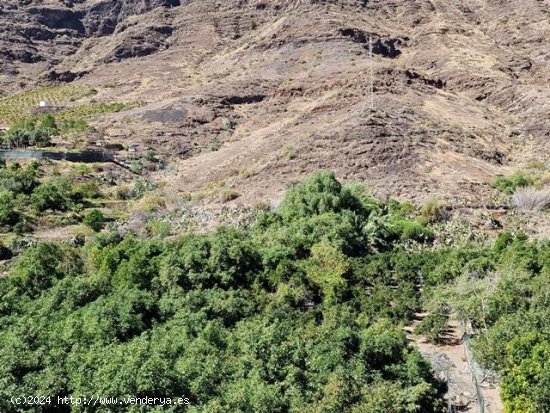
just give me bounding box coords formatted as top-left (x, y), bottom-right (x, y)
top-left (405, 319), bottom-right (504, 413)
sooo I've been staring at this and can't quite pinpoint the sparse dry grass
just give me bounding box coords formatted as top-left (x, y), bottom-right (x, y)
top-left (239, 168), bottom-right (255, 179)
top-left (525, 160), bottom-right (547, 171)
top-left (512, 187), bottom-right (550, 213)
top-left (220, 189), bottom-right (240, 202)
top-left (419, 197), bottom-right (446, 224)
top-left (134, 193), bottom-right (166, 213)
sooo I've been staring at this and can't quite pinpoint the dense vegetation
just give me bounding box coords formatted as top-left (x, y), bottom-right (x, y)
top-left (0, 115), bottom-right (57, 148)
top-left (0, 173), bottom-right (446, 412)
top-left (423, 232), bottom-right (550, 413)
top-left (492, 172), bottom-right (534, 194)
top-left (0, 172), bottom-right (547, 412)
top-left (0, 160), bottom-right (102, 233)
top-left (0, 113), bottom-right (94, 149)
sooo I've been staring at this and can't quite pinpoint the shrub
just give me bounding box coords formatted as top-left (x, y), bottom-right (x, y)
top-left (278, 172), bottom-right (363, 220)
top-left (415, 313), bottom-right (448, 342)
top-left (61, 117), bottom-right (89, 133)
top-left (0, 190), bottom-right (20, 228)
top-left (220, 189), bottom-right (240, 202)
top-left (493, 231), bottom-right (514, 254)
top-left (36, 114), bottom-right (58, 134)
top-left (134, 194), bottom-right (165, 213)
top-left (10, 243), bottom-right (65, 296)
top-left (305, 241), bottom-right (349, 303)
top-left (239, 168), bottom-right (255, 179)
top-left (394, 220), bottom-right (434, 242)
top-left (511, 187), bottom-right (550, 212)
top-left (129, 160), bottom-right (143, 174)
top-left (131, 179), bottom-right (156, 199)
top-left (525, 160), bottom-right (547, 171)
top-left (60, 213), bottom-right (82, 226)
top-left (0, 161), bottom-right (40, 195)
top-left (253, 200), bottom-right (271, 212)
top-left (501, 332), bottom-right (550, 413)
top-left (13, 219), bottom-right (31, 235)
top-left (146, 219), bottom-right (171, 239)
top-left (2, 115), bottom-right (57, 148)
top-left (73, 182), bottom-right (101, 199)
top-left (493, 172), bottom-right (533, 194)
top-left (114, 185), bottom-right (132, 200)
top-left (70, 164), bottom-right (93, 177)
top-left (31, 178), bottom-right (74, 212)
top-left (29, 129), bottom-right (52, 147)
top-left (1, 129), bottom-right (29, 148)
top-left (83, 209), bottom-right (105, 232)
top-left (419, 197), bottom-right (445, 224)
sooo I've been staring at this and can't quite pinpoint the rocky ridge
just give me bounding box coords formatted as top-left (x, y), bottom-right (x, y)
top-left (0, 0), bottom-right (548, 206)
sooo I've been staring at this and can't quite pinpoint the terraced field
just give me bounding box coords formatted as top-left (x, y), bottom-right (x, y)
top-left (56, 102), bottom-right (138, 122)
top-left (0, 85), bottom-right (97, 125)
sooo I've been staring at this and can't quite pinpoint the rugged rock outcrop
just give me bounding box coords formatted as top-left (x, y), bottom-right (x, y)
top-left (0, 0), bottom-right (548, 205)
top-left (0, 0), bottom-right (181, 74)
top-left (82, 0), bottom-right (181, 37)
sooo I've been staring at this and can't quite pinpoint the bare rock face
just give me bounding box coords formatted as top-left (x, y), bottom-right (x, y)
top-left (28, 7), bottom-right (84, 33)
top-left (82, 0), bottom-right (181, 36)
top-left (339, 28), bottom-right (406, 58)
top-left (0, 0), bottom-right (548, 205)
top-left (0, 0), bottom-right (181, 72)
top-left (103, 25), bottom-right (174, 62)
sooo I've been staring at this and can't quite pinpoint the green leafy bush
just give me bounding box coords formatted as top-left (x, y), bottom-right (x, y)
top-left (394, 219), bottom-right (434, 242)
top-left (0, 161), bottom-right (39, 194)
top-left (31, 177), bottom-right (78, 212)
top-left (60, 117), bottom-right (89, 133)
top-left (278, 171), bottom-right (365, 220)
top-left (9, 242), bottom-right (81, 298)
top-left (83, 209), bottom-right (105, 232)
top-left (305, 241), bottom-right (349, 303)
top-left (73, 182), bottom-right (101, 199)
top-left (146, 219), bottom-right (171, 238)
top-left (2, 115), bottom-right (58, 148)
top-left (0, 190), bottom-right (21, 229)
top-left (416, 313), bottom-right (448, 342)
top-left (492, 172), bottom-right (533, 194)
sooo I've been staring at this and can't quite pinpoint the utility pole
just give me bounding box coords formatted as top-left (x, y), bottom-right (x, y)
top-left (369, 35), bottom-right (374, 111)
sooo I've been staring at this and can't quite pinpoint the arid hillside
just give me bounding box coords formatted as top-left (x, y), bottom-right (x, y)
top-left (1, 0), bottom-right (549, 206)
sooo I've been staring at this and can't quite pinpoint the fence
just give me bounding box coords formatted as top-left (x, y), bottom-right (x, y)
top-left (463, 333), bottom-right (485, 413)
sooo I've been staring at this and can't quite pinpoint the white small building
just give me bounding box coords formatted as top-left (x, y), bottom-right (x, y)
top-left (0, 125), bottom-right (9, 132)
top-left (39, 100), bottom-right (54, 108)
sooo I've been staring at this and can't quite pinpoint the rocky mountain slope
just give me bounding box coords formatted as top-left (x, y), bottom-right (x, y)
top-left (1, 0), bottom-right (549, 205)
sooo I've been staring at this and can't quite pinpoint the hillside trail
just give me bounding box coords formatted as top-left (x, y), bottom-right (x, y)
top-left (405, 316), bottom-right (504, 413)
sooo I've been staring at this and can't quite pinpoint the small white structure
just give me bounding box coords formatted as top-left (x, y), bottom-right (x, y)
top-left (0, 125), bottom-right (9, 132)
top-left (39, 100), bottom-right (54, 108)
